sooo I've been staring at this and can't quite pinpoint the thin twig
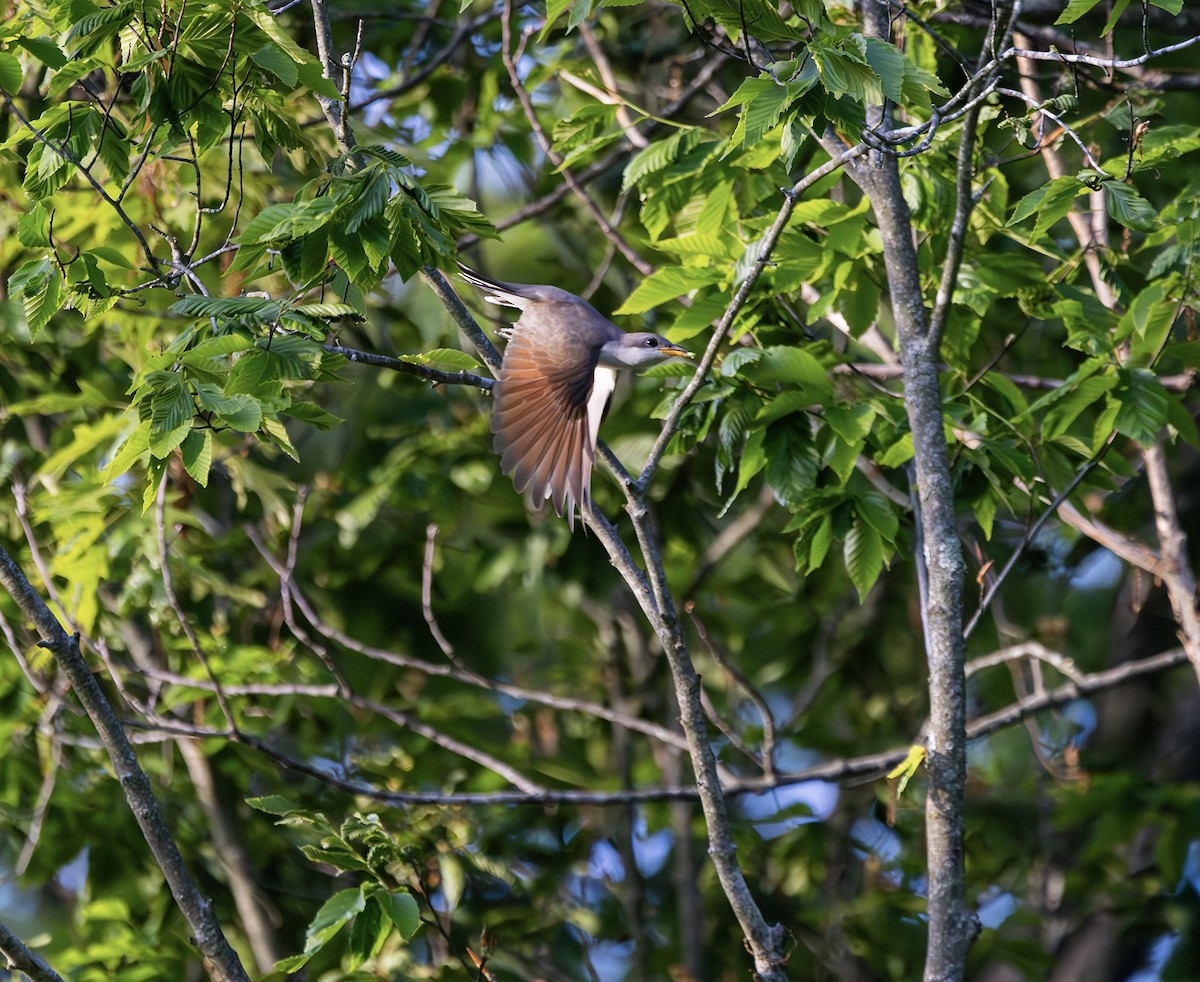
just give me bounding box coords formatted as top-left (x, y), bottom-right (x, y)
top-left (155, 472), bottom-right (237, 732)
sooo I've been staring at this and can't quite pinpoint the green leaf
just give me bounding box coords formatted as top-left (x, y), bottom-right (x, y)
top-left (863, 37), bottom-right (905, 103)
top-left (804, 512), bottom-right (833, 572)
top-left (855, 492), bottom-right (899, 541)
top-left (149, 376), bottom-right (193, 435)
top-left (810, 40), bottom-right (881, 104)
top-left (284, 401), bottom-right (344, 429)
top-left (238, 199), bottom-right (338, 245)
top-left (347, 897), bottom-right (389, 969)
top-left (17, 204), bottom-right (52, 247)
top-left (245, 795), bottom-right (305, 816)
top-left (745, 346), bottom-right (832, 401)
top-left (1007, 176), bottom-right (1085, 238)
top-left (170, 296), bottom-right (282, 320)
top-left (1039, 374), bottom-right (1117, 441)
top-left (103, 420), bottom-right (151, 482)
top-left (293, 303), bottom-right (365, 322)
top-left (399, 348), bottom-right (480, 371)
top-left (1103, 179), bottom-right (1158, 232)
top-left (275, 883), bottom-right (370, 972)
top-left (876, 432), bottom-right (913, 468)
top-left (225, 351), bottom-right (281, 395)
top-left (215, 395), bottom-right (263, 432)
top-left (250, 44), bottom-right (299, 88)
top-left (1055, 0), bottom-right (1103, 24)
top-left (180, 334), bottom-right (256, 364)
top-left (717, 77), bottom-right (791, 151)
top-left (1100, 0), bottom-right (1134, 35)
top-left (824, 405), bottom-right (874, 445)
top-left (379, 891), bottom-right (420, 940)
top-left (149, 422), bottom-right (191, 459)
top-left (9, 258), bottom-right (64, 339)
top-left (614, 267), bottom-right (724, 314)
top-left (1111, 368), bottom-right (1169, 446)
top-left (0, 53), bottom-right (22, 93)
top-left (180, 430), bottom-right (212, 486)
top-left (13, 36), bottom-right (68, 69)
top-left (1119, 282), bottom-right (1176, 363)
top-left (844, 516), bottom-right (885, 601)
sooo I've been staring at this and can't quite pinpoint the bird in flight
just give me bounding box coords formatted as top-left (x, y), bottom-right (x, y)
top-left (458, 263), bottom-right (691, 528)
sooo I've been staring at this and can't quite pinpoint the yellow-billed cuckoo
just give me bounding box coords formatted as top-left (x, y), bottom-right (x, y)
top-left (458, 263), bottom-right (691, 526)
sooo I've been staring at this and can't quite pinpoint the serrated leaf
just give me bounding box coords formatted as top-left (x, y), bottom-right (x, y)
top-left (824, 405), bottom-right (873, 444)
top-left (855, 492), bottom-right (899, 540)
top-left (844, 516), bottom-right (884, 601)
top-left (17, 205), bottom-right (53, 247)
top-left (225, 351), bottom-right (281, 395)
top-left (0, 52), bottom-right (23, 92)
top-left (284, 401), bottom-right (344, 429)
top-left (261, 415), bottom-right (298, 460)
top-left (9, 258), bottom-right (64, 339)
top-left (804, 513), bottom-right (834, 572)
top-left (103, 420), bottom-right (151, 482)
top-left (863, 37), bottom-right (905, 103)
top-left (615, 266), bottom-right (724, 314)
top-left (1120, 282), bottom-right (1176, 363)
top-left (180, 430), bottom-right (212, 486)
top-left (381, 891), bottom-right (420, 939)
top-left (14, 36), bottom-right (68, 69)
top-left (747, 346), bottom-right (831, 399)
top-left (170, 296), bottom-right (282, 320)
top-left (1111, 368), bottom-right (1169, 446)
top-left (149, 422), bottom-right (191, 459)
top-left (149, 377), bottom-right (192, 434)
top-left (1055, 0), bottom-right (1103, 23)
top-left (293, 303), bottom-right (364, 322)
top-left (811, 41), bottom-right (881, 103)
top-left (347, 898), bottom-right (389, 969)
top-left (216, 395), bottom-right (263, 432)
top-left (400, 348), bottom-right (480, 371)
top-left (306, 887), bottom-right (365, 950)
top-left (1008, 176), bottom-right (1084, 239)
top-left (245, 794), bottom-right (305, 816)
top-left (251, 43), bottom-right (299, 88)
top-left (1040, 374), bottom-right (1117, 441)
top-left (1104, 179), bottom-right (1157, 232)
top-left (1100, 0), bottom-right (1134, 36)
top-left (180, 335), bottom-right (256, 364)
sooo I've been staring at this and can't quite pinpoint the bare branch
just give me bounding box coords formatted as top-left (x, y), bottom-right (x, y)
top-left (0, 920), bottom-right (64, 982)
top-left (321, 343), bottom-right (494, 389)
top-left (0, 545), bottom-right (249, 982)
top-left (1143, 440), bottom-right (1200, 684)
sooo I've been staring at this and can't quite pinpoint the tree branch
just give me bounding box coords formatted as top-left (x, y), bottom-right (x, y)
top-left (0, 545), bottom-right (249, 982)
top-left (0, 920), bottom-right (64, 982)
top-left (1143, 439), bottom-right (1200, 684)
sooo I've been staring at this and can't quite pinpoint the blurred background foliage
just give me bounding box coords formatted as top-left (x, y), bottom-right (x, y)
top-left (1, 0), bottom-right (1199, 979)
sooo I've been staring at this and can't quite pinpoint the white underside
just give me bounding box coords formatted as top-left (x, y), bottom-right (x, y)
top-left (586, 366), bottom-right (618, 473)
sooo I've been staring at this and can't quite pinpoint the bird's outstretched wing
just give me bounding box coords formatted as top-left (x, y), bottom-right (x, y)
top-left (490, 300), bottom-right (617, 529)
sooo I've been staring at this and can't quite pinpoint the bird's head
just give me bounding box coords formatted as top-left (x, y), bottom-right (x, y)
top-left (599, 333), bottom-right (692, 370)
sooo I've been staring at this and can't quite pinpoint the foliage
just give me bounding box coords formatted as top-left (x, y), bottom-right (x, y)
top-left (0, 0), bottom-right (1199, 979)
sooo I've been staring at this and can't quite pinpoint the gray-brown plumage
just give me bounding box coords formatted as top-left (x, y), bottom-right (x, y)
top-left (458, 263), bottom-right (691, 527)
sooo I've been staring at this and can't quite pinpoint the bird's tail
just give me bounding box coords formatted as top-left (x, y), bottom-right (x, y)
top-left (456, 262), bottom-right (531, 310)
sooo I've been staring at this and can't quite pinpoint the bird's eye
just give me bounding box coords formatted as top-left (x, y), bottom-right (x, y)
top-left (644, 337), bottom-right (658, 347)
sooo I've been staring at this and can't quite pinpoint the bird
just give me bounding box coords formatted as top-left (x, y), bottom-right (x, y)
top-left (457, 262), bottom-right (692, 528)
